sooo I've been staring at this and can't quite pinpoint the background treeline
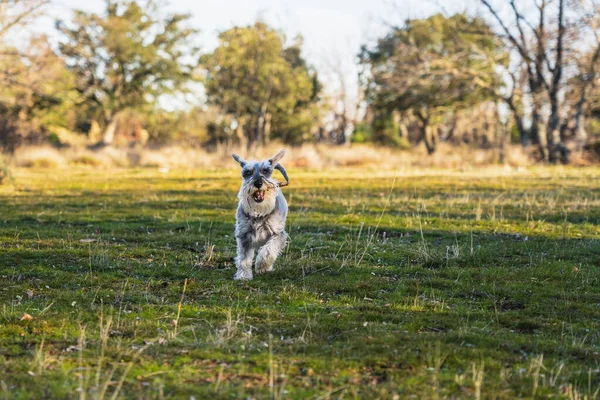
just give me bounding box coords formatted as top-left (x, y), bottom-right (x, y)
top-left (3, 0), bottom-right (600, 163)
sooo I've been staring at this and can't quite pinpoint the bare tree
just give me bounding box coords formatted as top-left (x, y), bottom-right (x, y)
top-left (547, 0), bottom-right (567, 161)
top-left (480, 0), bottom-right (569, 162)
top-left (320, 44), bottom-right (364, 145)
top-left (571, 0), bottom-right (600, 152)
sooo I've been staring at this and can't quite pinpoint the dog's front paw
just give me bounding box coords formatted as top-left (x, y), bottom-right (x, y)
top-left (233, 269), bottom-right (253, 281)
top-left (255, 255), bottom-right (274, 274)
top-left (255, 262), bottom-right (273, 274)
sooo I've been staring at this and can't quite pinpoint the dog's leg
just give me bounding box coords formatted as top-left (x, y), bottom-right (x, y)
top-left (255, 231), bottom-right (287, 273)
top-left (234, 237), bottom-right (254, 280)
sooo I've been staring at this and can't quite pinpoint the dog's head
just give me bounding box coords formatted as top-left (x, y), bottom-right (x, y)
top-left (232, 149), bottom-right (287, 214)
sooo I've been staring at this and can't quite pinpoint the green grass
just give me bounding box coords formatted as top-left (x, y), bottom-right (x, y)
top-left (1, 166), bottom-right (599, 399)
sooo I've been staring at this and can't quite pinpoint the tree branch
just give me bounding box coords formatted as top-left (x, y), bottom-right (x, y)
top-left (480, 0), bottom-right (528, 60)
top-left (0, 0), bottom-right (49, 38)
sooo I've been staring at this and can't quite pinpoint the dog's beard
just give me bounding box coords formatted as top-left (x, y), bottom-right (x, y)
top-left (239, 181), bottom-right (278, 216)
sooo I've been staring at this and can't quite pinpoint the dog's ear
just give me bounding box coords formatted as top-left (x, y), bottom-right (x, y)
top-left (232, 153), bottom-right (246, 167)
top-left (268, 149), bottom-right (286, 166)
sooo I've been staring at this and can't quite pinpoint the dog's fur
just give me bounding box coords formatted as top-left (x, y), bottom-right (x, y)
top-left (232, 149), bottom-right (288, 280)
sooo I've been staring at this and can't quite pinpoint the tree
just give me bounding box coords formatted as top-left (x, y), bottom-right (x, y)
top-left (0, 36), bottom-right (73, 151)
top-left (360, 13), bottom-right (506, 154)
top-left (480, 0), bottom-right (569, 162)
top-left (201, 22), bottom-right (321, 148)
top-left (0, 1), bottom-right (75, 152)
top-left (569, 0), bottom-right (600, 153)
top-left (56, 0), bottom-right (199, 144)
top-left (319, 46), bottom-right (366, 146)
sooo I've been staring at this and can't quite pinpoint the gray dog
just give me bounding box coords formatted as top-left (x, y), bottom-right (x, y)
top-left (231, 149), bottom-right (289, 280)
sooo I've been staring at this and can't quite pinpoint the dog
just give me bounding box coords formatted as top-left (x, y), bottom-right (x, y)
top-left (231, 149), bottom-right (289, 280)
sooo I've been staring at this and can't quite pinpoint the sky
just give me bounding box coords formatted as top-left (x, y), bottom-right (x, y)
top-left (33, 0), bottom-right (473, 108)
top-left (43, 0), bottom-right (469, 57)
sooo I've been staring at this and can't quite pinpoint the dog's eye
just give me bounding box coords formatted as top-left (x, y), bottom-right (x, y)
top-left (262, 168), bottom-right (270, 175)
top-left (243, 170), bottom-right (252, 178)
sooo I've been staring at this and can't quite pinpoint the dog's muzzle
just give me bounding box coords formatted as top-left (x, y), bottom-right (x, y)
top-left (252, 190), bottom-right (265, 203)
top-left (252, 179), bottom-right (265, 202)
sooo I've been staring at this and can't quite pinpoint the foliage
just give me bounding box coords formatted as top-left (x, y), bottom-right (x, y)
top-left (144, 107), bottom-right (217, 147)
top-left (350, 122), bottom-right (373, 144)
top-left (0, 36), bottom-right (76, 152)
top-left (360, 13), bottom-right (506, 151)
top-left (201, 22), bottom-right (321, 146)
top-left (0, 0), bottom-right (69, 152)
top-left (55, 0), bottom-right (199, 136)
top-left (371, 110), bottom-right (411, 148)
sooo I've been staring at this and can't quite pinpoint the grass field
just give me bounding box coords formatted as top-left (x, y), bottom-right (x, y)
top-left (1, 166), bottom-right (599, 399)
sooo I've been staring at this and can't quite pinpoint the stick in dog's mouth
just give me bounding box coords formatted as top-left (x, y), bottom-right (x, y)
top-left (250, 178), bottom-right (285, 203)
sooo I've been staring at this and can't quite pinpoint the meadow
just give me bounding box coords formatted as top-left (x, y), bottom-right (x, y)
top-left (0, 166), bottom-right (599, 399)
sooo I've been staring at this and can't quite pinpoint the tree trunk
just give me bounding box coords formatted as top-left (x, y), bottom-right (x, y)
top-left (547, 104), bottom-right (569, 163)
top-left (423, 125), bottom-right (437, 155)
top-left (497, 124), bottom-right (508, 164)
top-left (399, 120), bottom-right (409, 139)
top-left (263, 113), bottom-right (271, 146)
top-left (317, 126), bottom-right (325, 142)
top-left (514, 113), bottom-right (527, 148)
top-left (255, 102), bottom-right (269, 147)
top-left (573, 43), bottom-right (600, 153)
top-left (505, 98), bottom-right (527, 147)
top-left (335, 114), bottom-right (348, 145)
top-left (255, 112), bottom-right (264, 147)
top-left (547, 104), bottom-right (562, 163)
top-left (495, 107), bottom-right (508, 164)
top-left (546, 0), bottom-right (565, 164)
top-left (574, 114), bottom-right (587, 153)
top-left (103, 119), bottom-right (117, 145)
top-left (531, 98), bottom-right (548, 161)
top-left (537, 119), bottom-right (548, 162)
top-left (235, 116), bottom-right (247, 150)
top-left (415, 110), bottom-right (436, 155)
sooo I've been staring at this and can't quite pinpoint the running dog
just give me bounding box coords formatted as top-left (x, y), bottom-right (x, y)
top-left (231, 149), bottom-right (289, 280)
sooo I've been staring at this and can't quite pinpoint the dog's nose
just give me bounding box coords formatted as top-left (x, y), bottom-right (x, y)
top-left (254, 179), bottom-right (263, 189)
